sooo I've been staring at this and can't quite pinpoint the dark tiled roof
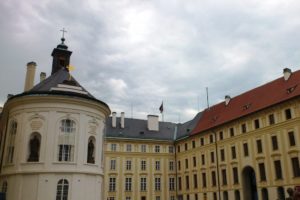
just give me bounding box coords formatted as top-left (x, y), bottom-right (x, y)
top-left (176, 112), bottom-right (203, 140)
top-left (106, 117), bottom-right (177, 141)
top-left (192, 70), bottom-right (300, 135)
top-left (30, 68), bottom-right (94, 98)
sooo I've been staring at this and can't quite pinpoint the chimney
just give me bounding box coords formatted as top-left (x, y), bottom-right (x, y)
top-left (40, 72), bottom-right (46, 82)
top-left (147, 115), bottom-right (159, 131)
top-left (24, 62), bottom-right (37, 91)
top-left (283, 68), bottom-right (292, 81)
top-left (225, 95), bottom-right (231, 106)
top-left (112, 112), bottom-right (117, 128)
top-left (120, 112), bottom-right (125, 128)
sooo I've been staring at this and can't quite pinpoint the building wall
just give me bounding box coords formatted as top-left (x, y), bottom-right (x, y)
top-left (104, 139), bottom-right (176, 200)
top-left (175, 98), bottom-right (300, 200)
top-left (0, 95), bottom-right (108, 200)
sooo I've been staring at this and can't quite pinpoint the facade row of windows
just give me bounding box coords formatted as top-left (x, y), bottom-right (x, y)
top-left (178, 108), bottom-right (294, 152)
top-left (109, 159), bottom-right (175, 171)
top-left (110, 143), bottom-right (174, 153)
top-left (5, 119), bottom-right (96, 165)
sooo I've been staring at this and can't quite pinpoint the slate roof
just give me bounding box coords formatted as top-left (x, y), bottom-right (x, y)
top-left (191, 70), bottom-right (300, 135)
top-left (30, 68), bottom-right (94, 98)
top-left (106, 117), bottom-right (177, 141)
top-left (176, 112), bottom-right (203, 140)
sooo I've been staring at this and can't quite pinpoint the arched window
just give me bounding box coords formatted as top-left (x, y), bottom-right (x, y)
top-left (262, 188), bottom-right (269, 200)
top-left (28, 133), bottom-right (41, 162)
top-left (2, 181), bottom-right (7, 193)
top-left (6, 120), bottom-right (17, 164)
top-left (87, 137), bottom-right (95, 164)
top-left (56, 179), bottom-right (69, 200)
top-left (58, 119), bottom-right (75, 162)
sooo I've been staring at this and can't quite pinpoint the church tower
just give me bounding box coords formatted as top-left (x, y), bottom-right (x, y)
top-left (0, 35), bottom-right (110, 200)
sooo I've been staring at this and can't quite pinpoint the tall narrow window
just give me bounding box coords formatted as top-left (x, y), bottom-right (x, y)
top-left (184, 143), bottom-right (188, 150)
top-left (200, 138), bottom-right (204, 146)
top-left (178, 160), bottom-right (181, 171)
top-left (210, 135), bottom-right (214, 143)
top-left (186, 175), bottom-right (189, 189)
top-left (211, 171), bottom-right (216, 186)
top-left (230, 127), bottom-right (234, 137)
top-left (169, 177), bottom-right (175, 191)
top-left (109, 177), bottom-right (116, 192)
top-left (56, 179), bottom-right (69, 200)
top-left (193, 174), bottom-right (198, 188)
top-left (254, 119), bottom-right (260, 129)
top-left (185, 158), bottom-right (189, 169)
top-left (223, 191), bottom-right (229, 200)
top-left (268, 114), bottom-right (275, 125)
top-left (291, 157), bottom-right (300, 177)
top-left (169, 161), bottom-right (174, 171)
top-left (155, 160), bottom-right (160, 170)
top-left (241, 123), bottom-right (247, 133)
top-left (125, 177), bottom-right (132, 191)
top-left (58, 119), bottom-right (75, 162)
top-left (193, 157), bottom-right (196, 167)
top-left (288, 131), bottom-right (296, 146)
top-left (126, 160), bottom-right (132, 170)
top-left (259, 163), bottom-right (266, 181)
top-left (155, 145), bottom-right (160, 153)
top-left (141, 160), bottom-right (146, 170)
top-left (87, 137), bottom-right (95, 164)
top-left (126, 144), bottom-right (132, 152)
top-left (28, 133), bottom-right (41, 162)
top-left (6, 120), bottom-right (17, 164)
top-left (220, 149), bottom-right (225, 161)
top-left (219, 131), bottom-right (224, 140)
top-left (271, 135), bottom-right (278, 150)
top-left (2, 181), bottom-right (7, 193)
top-left (233, 167), bottom-right (239, 184)
top-left (231, 146), bottom-right (237, 159)
top-left (178, 177), bottom-right (182, 190)
top-left (262, 188), bottom-right (269, 200)
top-left (155, 177), bottom-right (161, 191)
top-left (243, 143), bottom-right (249, 157)
top-left (111, 144), bottom-right (116, 151)
top-left (140, 177), bottom-right (147, 191)
top-left (285, 108), bottom-right (292, 120)
top-left (169, 146), bottom-right (174, 153)
top-left (192, 140), bottom-right (196, 148)
top-left (141, 144), bottom-right (146, 152)
top-left (274, 160), bottom-right (283, 179)
top-left (221, 169), bottom-right (227, 185)
top-left (256, 139), bottom-right (263, 153)
top-left (235, 190), bottom-right (241, 200)
top-left (211, 152), bottom-right (215, 163)
top-left (110, 159), bottom-right (116, 170)
top-left (202, 173), bottom-right (206, 188)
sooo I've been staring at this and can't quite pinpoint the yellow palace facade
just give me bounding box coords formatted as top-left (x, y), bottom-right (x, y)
top-left (104, 68), bottom-right (300, 200)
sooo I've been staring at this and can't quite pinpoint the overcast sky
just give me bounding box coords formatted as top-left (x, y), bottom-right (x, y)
top-left (1, 0), bottom-right (300, 122)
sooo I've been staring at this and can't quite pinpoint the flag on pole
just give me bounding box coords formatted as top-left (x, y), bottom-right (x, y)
top-left (159, 102), bottom-right (164, 113)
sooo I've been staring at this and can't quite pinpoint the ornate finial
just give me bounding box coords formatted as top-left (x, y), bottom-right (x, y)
top-left (60, 28), bottom-right (67, 44)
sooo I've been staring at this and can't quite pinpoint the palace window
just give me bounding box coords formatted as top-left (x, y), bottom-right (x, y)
top-left (56, 179), bottom-right (69, 200)
top-left (192, 140), bottom-right (196, 148)
top-left (233, 167), bottom-right (239, 184)
top-left (268, 114), bottom-right (275, 125)
top-left (285, 108), bottom-right (292, 120)
top-left (185, 158), bottom-right (189, 169)
top-left (169, 146), bottom-right (174, 153)
top-left (256, 139), bottom-right (263, 153)
top-left (140, 177), bottom-right (147, 191)
top-left (2, 181), bottom-right (7, 193)
top-left (185, 143), bottom-right (188, 150)
top-left (185, 175), bottom-right (189, 189)
top-left (155, 177), bottom-right (161, 191)
top-left (231, 146), bottom-right (236, 159)
top-left (28, 132), bottom-right (41, 162)
top-left (141, 160), bottom-right (146, 170)
top-left (141, 144), bottom-right (146, 152)
top-left (274, 160), bottom-right (283, 179)
top-left (209, 134), bottom-right (214, 143)
top-left (291, 157), bottom-right (300, 177)
top-left (259, 163), bottom-right (266, 181)
top-left (211, 151), bottom-right (215, 163)
top-left (193, 174), bottom-right (198, 188)
top-left (243, 143), bottom-right (249, 157)
top-left (211, 171), bottom-right (216, 186)
top-left (200, 137), bottom-right (204, 146)
top-left (254, 119), bottom-right (260, 129)
top-left (178, 177), bottom-right (182, 190)
top-left (169, 160), bottom-right (174, 171)
top-left (110, 159), bottom-right (116, 170)
top-left (230, 127), bottom-right (234, 137)
top-left (202, 173), bottom-right (207, 187)
top-left (221, 169), bottom-right (227, 185)
top-left (220, 149), bottom-right (225, 161)
top-left (111, 143), bottom-right (116, 151)
top-left (178, 160), bottom-right (181, 171)
top-left (126, 144), bottom-right (132, 152)
top-left (219, 131), bottom-right (224, 140)
top-left (126, 160), bottom-right (132, 170)
top-left (169, 177), bottom-right (175, 191)
top-left (235, 190), bottom-right (241, 200)
top-left (177, 145), bottom-right (180, 152)
top-left (271, 135), bottom-right (278, 150)
top-left (288, 131), bottom-right (296, 146)
top-left (125, 177), bottom-right (132, 191)
top-left (155, 145), bottom-right (160, 153)
top-left (6, 120), bottom-right (17, 164)
top-left (193, 156), bottom-right (197, 167)
top-left (201, 154), bottom-right (205, 165)
top-left (58, 119), bottom-right (75, 162)
top-left (241, 123), bottom-right (247, 133)
top-left (155, 160), bottom-right (160, 170)
top-left (109, 177), bottom-right (116, 192)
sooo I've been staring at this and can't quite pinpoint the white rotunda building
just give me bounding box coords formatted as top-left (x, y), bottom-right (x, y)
top-left (0, 37), bottom-right (110, 200)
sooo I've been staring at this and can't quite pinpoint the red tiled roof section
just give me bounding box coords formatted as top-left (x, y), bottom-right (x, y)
top-left (191, 69), bottom-right (300, 135)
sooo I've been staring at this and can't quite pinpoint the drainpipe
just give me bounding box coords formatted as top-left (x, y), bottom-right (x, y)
top-left (213, 130), bottom-right (221, 200)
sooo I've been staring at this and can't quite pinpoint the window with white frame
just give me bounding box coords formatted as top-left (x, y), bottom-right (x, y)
top-left (126, 160), bottom-right (132, 170)
top-left (140, 177), bottom-right (147, 191)
top-left (125, 177), bottom-right (132, 191)
top-left (6, 120), bottom-right (17, 164)
top-left (110, 159), bottom-right (116, 170)
top-left (109, 177), bottom-right (116, 192)
top-left (169, 177), bottom-right (175, 191)
top-left (126, 144), bottom-right (132, 152)
top-left (155, 177), bottom-right (161, 191)
top-left (155, 160), bottom-right (160, 170)
top-left (141, 160), bottom-right (146, 170)
top-left (56, 179), bottom-right (69, 200)
top-left (169, 161), bottom-right (174, 171)
top-left (141, 144), bottom-right (146, 152)
top-left (58, 119), bottom-right (75, 162)
top-left (155, 145), bottom-right (160, 153)
top-left (111, 144), bottom-right (117, 151)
